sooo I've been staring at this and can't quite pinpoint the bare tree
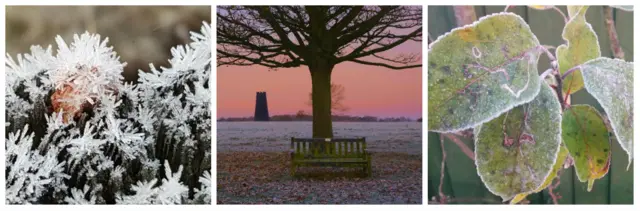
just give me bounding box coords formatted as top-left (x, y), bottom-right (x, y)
top-left (218, 6), bottom-right (422, 138)
top-left (307, 83), bottom-right (349, 114)
top-left (296, 110), bottom-right (307, 119)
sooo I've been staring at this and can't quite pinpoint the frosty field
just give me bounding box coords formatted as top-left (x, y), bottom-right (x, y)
top-left (217, 121), bottom-right (422, 204)
top-left (217, 122), bottom-right (422, 154)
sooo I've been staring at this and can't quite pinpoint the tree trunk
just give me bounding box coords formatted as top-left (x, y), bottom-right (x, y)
top-left (309, 62), bottom-right (334, 138)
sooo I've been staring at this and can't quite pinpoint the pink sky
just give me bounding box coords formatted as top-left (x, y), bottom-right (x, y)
top-left (217, 40), bottom-right (422, 119)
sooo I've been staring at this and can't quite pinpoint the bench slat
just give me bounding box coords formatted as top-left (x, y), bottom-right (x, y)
top-left (295, 158), bottom-right (368, 163)
top-left (291, 137), bottom-right (368, 158)
top-left (292, 138), bottom-right (366, 143)
top-left (291, 137), bottom-right (371, 177)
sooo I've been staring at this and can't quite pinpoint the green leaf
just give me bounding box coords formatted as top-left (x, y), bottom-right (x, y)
top-left (475, 82), bottom-right (562, 201)
top-left (562, 105), bottom-right (611, 191)
top-left (567, 6), bottom-right (584, 17)
top-left (510, 145), bottom-right (568, 204)
top-left (611, 5), bottom-right (633, 11)
top-left (556, 5), bottom-right (601, 95)
top-left (428, 12), bottom-right (542, 132)
top-left (580, 57), bottom-right (633, 168)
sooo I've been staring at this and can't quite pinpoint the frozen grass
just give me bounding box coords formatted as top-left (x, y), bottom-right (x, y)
top-left (217, 122), bottom-right (422, 155)
top-left (217, 122), bottom-right (422, 204)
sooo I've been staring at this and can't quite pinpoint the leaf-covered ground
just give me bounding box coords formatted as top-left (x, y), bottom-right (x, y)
top-left (217, 152), bottom-right (421, 204)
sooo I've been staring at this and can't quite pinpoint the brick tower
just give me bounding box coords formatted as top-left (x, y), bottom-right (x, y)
top-left (254, 92), bottom-right (270, 121)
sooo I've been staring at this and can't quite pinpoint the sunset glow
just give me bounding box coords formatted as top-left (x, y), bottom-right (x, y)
top-left (217, 43), bottom-right (422, 119)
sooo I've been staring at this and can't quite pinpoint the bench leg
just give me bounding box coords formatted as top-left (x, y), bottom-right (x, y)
top-left (367, 158), bottom-right (372, 177)
top-left (291, 163), bottom-right (296, 177)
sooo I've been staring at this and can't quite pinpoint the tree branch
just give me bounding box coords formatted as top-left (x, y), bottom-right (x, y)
top-left (443, 133), bottom-right (475, 160)
top-left (453, 6), bottom-right (477, 26)
top-left (553, 6), bottom-right (569, 23)
top-left (350, 58), bottom-right (421, 69)
top-left (439, 135), bottom-right (448, 204)
top-left (604, 6), bottom-right (625, 59)
top-left (218, 6), bottom-right (421, 71)
top-left (560, 65), bottom-right (582, 80)
top-left (253, 6), bottom-right (306, 56)
top-left (337, 27), bottom-right (422, 62)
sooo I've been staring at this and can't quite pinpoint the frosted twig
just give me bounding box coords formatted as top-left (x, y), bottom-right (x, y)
top-left (553, 6), bottom-right (569, 23)
top-left (439, 135), bottom-right (448, 204)
top-left (547, 169), bottom-right (564, 204)
top-left (560, 65), bottom-right (582, 80)
top-left (604, 6), bottom-right (625, 59)
top-left (538, 45), bottom-right (556, 62)
top-left (453, 6), bottom-right (477, 26)
top-left (539, 68), bottom-right (554, 80)
top-left (444, 133), bottom-right (475, 160)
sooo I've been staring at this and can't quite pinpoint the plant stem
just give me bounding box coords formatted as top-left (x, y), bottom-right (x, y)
top-left (453, 6), bottom-right (477, 26)
top-left (554, 73), bottom-right (567, 110)
top-left (560, 66), bottom-right (582, 80)
top-left (439, 135), bottom-right (448, 204)
top-left (444, 133), bottom-right (475, 160)
top-left (553, 6), bottom-right (569, 23)
top-left (604, 6), bottom-right (625, 59)
top-left (547, 169), bottom-right (564, 204)
top-left (539, 68), bottom-right (554, 80)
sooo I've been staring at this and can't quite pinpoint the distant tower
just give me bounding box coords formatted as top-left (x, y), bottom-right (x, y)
top-left (254, 92), bottom-right (270, 121)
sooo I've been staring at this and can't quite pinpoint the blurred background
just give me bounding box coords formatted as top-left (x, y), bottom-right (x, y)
top-left (6, 6), bottom-right (211, 82)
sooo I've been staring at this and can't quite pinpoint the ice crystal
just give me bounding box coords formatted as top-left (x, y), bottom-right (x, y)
top-left (5, 22), bottom-right (211, 204)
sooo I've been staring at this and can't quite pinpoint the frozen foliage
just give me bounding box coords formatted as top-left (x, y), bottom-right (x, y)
top-left (194, 171), bottom-right (212, 204)
top-left (428, 13), bottom-right (542, 132)
top-left (581, 58), bottom-right (634, 168)
top-left (6, 125), bottom-right (69, 204)
top-left (116, 161), bottom-right (189, 204)
top-left (5, 22), bottom-right (211, 204)
top-left (428, 7), bottom-right (634, 203)
top-left (474, 82), bottom-right (562, 202)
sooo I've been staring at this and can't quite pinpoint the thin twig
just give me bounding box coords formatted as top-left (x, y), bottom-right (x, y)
top-left (504, 5), bottom-right (511, 12)
top-left (541, 45), bottom-right (557, 51)
top-left (604, 6), bottom-right (625, 59)
top-left (453, 6), bottom-right (477, 26)
top-left (539, 68), bottom-right (554, 80)
top-left (443, 133), bottom-right (475, 160)
top-left (553, 6), bottom-right (569, 23)
top-left (560, 65), bottom-right (582, 80)
top-left (538, 45), bottom-right (556, 61)
top-left (439, 135), bottom-right (448, 204)
top-left (547, 169), bottom-right (564, 204)
top-left (537, 44), bottom-right (568, 110)
top-left (554, 72), bottom-right (567, 110)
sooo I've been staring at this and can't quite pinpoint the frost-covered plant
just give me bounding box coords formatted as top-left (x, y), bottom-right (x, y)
top-left (428, 6), bottom-right (633, 204)
top-left (5, 22), bottom-right (211, 204)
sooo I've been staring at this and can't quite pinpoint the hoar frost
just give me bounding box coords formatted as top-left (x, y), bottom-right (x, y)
top-left (5, 22), bottom-right (212, 204)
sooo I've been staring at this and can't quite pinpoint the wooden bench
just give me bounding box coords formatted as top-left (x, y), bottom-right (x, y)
top-left (290, 137), bottom-right (372, 177)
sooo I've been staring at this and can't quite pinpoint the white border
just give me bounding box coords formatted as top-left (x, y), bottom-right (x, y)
top-left (0, 1), bottom-right (638, 211)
